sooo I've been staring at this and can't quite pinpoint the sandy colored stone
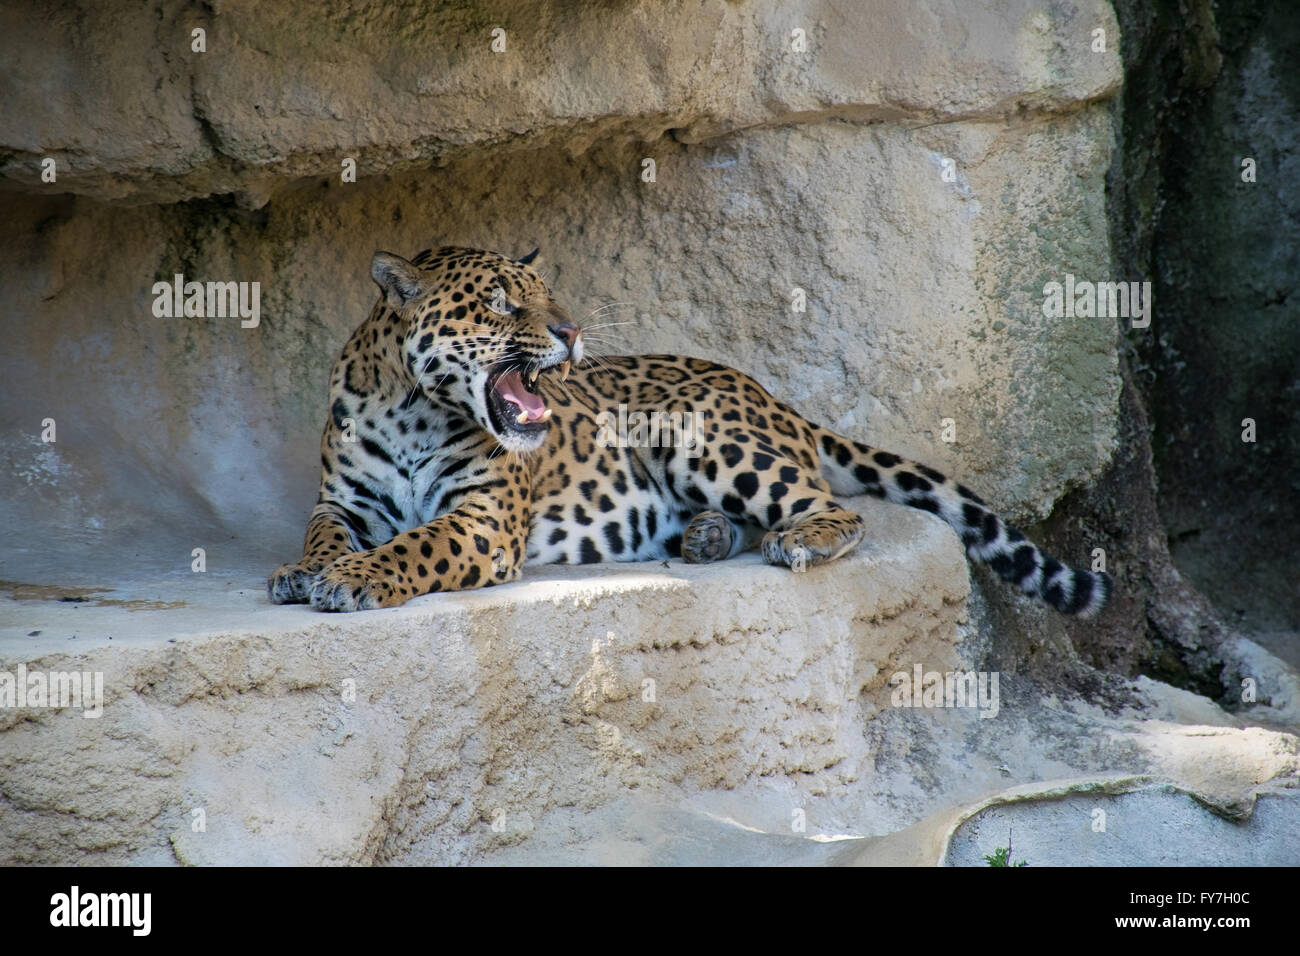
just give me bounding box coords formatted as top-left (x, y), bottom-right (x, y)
top-left (0, 109), bottom-right (1119, 591)
top-left (0, 497), bottom-right (971, 864)
top-left (0, 0), bottom-right (1121, 205)
top-left (6, 492), bottom-right (1296, 866)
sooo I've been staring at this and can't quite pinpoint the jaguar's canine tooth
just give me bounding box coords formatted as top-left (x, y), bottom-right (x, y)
top-left (516, 410), bottom-right (530, 425)
top-left (528, 368), bottom-right (539, 385)
top-left (541, 407), bottom-right (553, 422)
top-left (560, 360), bottom-right (570, 382)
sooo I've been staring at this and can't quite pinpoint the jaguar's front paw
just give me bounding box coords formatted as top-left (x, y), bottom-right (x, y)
top-left (307, 556), bottom-right (401, 612)
top-left (268, 562), bottom-right (322, 604)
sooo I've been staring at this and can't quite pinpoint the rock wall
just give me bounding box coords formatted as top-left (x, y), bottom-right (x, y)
top-left (1110, 0), bottom-right (1300, 641)
top-left (2, 0), bottom-right (1122, 205)
top-left (1, 0), bottom-right (1123, 588)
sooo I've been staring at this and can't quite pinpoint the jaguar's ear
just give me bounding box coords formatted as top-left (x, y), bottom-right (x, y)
top-left (370, 251), bottom-right (427, 309)
top-left (516, 247), bottom-right (540, 266)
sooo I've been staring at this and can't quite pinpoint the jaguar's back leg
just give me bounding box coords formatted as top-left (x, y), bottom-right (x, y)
top-left (665, 426), bottom-right (865, 570)
top-left (681, 510), bottom-right (764, 563)
top-left (758, 500), bottom-right (866, 569)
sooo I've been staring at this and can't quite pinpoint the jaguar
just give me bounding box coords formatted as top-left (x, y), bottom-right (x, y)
top-left (267, 245), bottom-right (1112, 616)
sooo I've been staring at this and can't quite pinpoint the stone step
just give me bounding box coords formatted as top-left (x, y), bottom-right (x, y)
top-left (1, 497), bottom-right (972, 864)
top-left (4, 496), bottom-right (1297, 864)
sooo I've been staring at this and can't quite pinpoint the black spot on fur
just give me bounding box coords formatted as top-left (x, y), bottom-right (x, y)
top-left (1061, 570), bottom-right (1090, 614)
top-left (628, 507), bottom-right (643, 552)
top-left (361, 437), bottom-right (394, 466)
top-left (603, 522), bottom-right (625, 555)
top-left (1011, 545), bottom-right (1038, 584)
top-left (895, 471), bottom-right (932, 493)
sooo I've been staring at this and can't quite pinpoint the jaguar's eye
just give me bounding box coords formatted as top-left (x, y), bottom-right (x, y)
top-left (484, 287), bottom-right (517, 315)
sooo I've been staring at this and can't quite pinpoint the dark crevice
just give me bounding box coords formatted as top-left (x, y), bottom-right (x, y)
top-left (1034, 0), bottom-right (1298, 705)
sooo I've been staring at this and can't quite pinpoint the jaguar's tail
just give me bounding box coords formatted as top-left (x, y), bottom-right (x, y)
top-left (813, 425), bottom-right (1111, 617)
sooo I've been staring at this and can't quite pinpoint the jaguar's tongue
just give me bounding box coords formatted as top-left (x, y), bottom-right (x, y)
top-left (495, 369), bottom-right (548, 422)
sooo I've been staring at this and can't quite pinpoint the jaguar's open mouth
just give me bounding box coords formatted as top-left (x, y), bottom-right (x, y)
top-left (485, 359), bottom-right (571, 436)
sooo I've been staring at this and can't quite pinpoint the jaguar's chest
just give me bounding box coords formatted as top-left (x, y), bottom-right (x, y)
top-left (359, 406), bottom-right (488, 530)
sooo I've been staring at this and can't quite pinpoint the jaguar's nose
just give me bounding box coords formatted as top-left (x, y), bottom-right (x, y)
top-left (548, 322), bottom-right (581, 357)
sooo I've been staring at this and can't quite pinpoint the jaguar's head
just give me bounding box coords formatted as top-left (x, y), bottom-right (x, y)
top-left (370, 245), bottom-right (583, 453)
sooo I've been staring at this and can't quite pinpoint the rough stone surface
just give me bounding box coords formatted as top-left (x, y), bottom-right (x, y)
top-left (943, 782), bottom-right (1300, 867)
top-left (1, 0), bottom-right (1122, 589)
top-left (1110, 0), bottom-right (1300, 642)
top-left (0, 0), bottom-right (1121, 206)
top-left (0, 109), bottom-right (1120, 587)
top-left (5, 497), bottom-right (1298, 866)
top-left (0, 498), bottom-right (972, 865)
